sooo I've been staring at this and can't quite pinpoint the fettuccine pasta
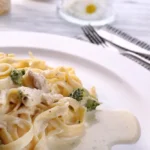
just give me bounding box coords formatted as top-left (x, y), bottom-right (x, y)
top-left (0, 52), bottom-right (100, 150)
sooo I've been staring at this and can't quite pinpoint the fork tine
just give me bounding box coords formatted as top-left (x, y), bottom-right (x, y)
top-left (84, 26), bottom-right (102, 45)
top-left (82, 26), bottom-right (99, 44)
top-left (84, 26), bottom-right (106, 47)
top-left (82, 26), bottom-right (106, 47)
top-left (87, 25), bottom-right (107, 45)
top-left (82, 26), bottom-right (98, 44)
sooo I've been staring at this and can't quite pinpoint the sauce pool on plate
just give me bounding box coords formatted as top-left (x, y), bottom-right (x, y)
top-left (48, 110), bottom-right (141, 150)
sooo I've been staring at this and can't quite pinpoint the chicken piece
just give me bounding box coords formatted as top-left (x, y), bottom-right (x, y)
top-left (19, 87), bottom-right (63, 107)
top-left (28, 70), bottom-right (50, 92)
top-left (19, 87), bottom-right (43, 107)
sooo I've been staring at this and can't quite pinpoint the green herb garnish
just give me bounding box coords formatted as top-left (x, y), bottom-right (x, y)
top-left (10, 69), bottom-right (25, 85)
top-left (69, 88), bottom-right (100, 111)
top-left (69, 88), bottom-right (89, 101)
top-left (85, 99), bottom-right (100, 111)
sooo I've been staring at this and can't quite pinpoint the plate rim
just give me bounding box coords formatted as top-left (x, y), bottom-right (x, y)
top-left (0, 31), bottom-right (150, 101)
top-left (1, 31), bottom-right (150, 148)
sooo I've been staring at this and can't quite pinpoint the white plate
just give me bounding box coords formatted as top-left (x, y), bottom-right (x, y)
top-left (0, 31), bottom-right (150, 149)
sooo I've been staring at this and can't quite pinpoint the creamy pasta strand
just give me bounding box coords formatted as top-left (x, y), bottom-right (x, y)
top-left (0, 52), bottom-right (100, 150)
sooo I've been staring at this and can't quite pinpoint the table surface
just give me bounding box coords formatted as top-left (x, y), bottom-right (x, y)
top-left (1, 0), bottom-right (150, 43)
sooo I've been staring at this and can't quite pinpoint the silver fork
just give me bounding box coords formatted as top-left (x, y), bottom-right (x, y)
top-left (82, 25), bottom-right (150, 69)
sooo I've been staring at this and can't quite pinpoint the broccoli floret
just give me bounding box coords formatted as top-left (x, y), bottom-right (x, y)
top-left (69, 88), bottom-right (100, 111)
top-left (69, 88), bottom-right (89, 101)
top-left (85, 99), bottom-right (100, 111)
top-left (10, 69), bottom-right (25, 86)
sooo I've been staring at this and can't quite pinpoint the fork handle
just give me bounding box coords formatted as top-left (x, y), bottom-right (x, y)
top-left (121, 51), bottom-right (150, 65)
top-left (104, 42), bottom-right (150, 65)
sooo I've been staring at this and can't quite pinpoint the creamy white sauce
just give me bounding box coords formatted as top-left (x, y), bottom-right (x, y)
top-left (48, 110), bottom-right (140, 150)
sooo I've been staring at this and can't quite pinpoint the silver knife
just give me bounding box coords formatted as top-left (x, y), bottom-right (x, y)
top-left (98, 25), bottom-right (150, 55)
top-left (75, 28), bottom-right (150, 71)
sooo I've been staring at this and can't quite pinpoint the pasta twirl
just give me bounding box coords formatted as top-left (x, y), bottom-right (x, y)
top-left (0, 52), bottom-right (100, 150)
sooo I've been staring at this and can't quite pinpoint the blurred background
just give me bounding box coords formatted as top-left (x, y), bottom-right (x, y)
top-left (0, 0), bottom-right (150, 43)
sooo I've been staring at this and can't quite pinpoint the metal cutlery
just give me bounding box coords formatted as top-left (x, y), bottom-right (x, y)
top-left (82, 25), bottom-right (150, 70)
top-left (97, 25), bottom-right (150, 55)
top-left (105, 25), bottom-right (150, 51)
